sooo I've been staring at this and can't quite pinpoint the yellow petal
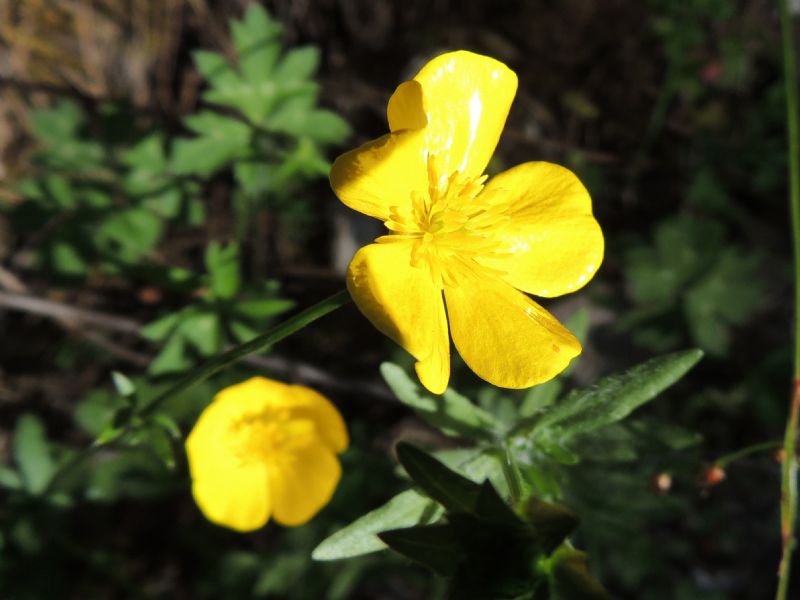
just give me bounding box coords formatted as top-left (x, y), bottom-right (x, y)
top-left (387, 50), bottom-right (517, 181)
top-left (347, 241), bottom-right (450, 394)
top-left (386, 80), bottom-right (427, 131)
top-left (479, 161), bottom-right (604, 297)
top-left (444, 277), bottom-right (581, 388)
top-left (268, 426), bottom-right (342, 526)
top-left (330, 128), bottom-right (429, 221)
top-left (282, 385), bottom-right (349, 454)
top-left (214, 377), bottom-right (348, 453)
top-left (186, 400), bottom-right (271, 532)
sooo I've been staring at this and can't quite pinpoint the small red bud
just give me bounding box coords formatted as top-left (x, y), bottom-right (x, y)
top-left (703, 465), bottom-right (726, 487)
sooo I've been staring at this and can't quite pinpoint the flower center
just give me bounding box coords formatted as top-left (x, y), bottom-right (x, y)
top-left (381, 155), bottom-right (508, 288)
top-left (225, 408), bottom-right (293, 464)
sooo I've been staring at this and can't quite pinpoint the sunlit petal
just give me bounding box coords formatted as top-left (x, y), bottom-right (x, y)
top-left (387, 50), bottom-right (517, 180)
top-left (444, 277), bottom-right (581, 388)
top-left (330, 128), bottom-right (429, 221)
top-left (347, 241), bottom-right (450, 394)
top-left (479, 161), bottom-right (604, 297)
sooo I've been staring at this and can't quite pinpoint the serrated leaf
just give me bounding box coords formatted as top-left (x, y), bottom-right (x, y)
top-left (534, 349), bottom-right (703, 438)
top-left (272, 46), bottom-right (320, 82)
top-left (396, 443), bottom-right (483, 514)
top-left (14, 414), bottom-right (56, 495)
top-left (171, 112), bottom-right (251, 176)
top-left (192, 50), bottom-right (236, 86)
top-left (312, 489), bottom-right (443, 560)
top-left (381, 363), bottom-right (498, 440)
top-left (379, 524), bottom-right (462, 576)
top-left (230, 4), bottom-right (282, 83)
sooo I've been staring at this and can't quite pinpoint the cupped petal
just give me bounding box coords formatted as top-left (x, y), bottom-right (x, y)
top-left (269, 422), bottom-right (342, 526)
top-left (330, 128), bottom-right (429, 221)
top-left (387, 50), bottom-right (517, 180)
top-left (186, 402), bottom-right (271, 532)
top-left (282, 385), bottom-right (349, 454)
top-left (444, 276), bottom-right (581, 389)
top-left (213, 378), bottom-right (348, 454)
top-left (347, 241), bottom-right (450, 394)
top-left (478, 161), bottom-right (603, 298)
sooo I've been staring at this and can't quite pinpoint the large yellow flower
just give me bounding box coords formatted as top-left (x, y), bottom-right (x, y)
top-left (331, 51), bottom-right (603, 394)
top-left (185, 377), bottom-right (348, 532)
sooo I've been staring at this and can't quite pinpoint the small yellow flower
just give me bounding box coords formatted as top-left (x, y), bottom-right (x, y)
top-left (185, 377), bottom-right (348, 532)
top-left (331, 51), bottom-right (604, 394)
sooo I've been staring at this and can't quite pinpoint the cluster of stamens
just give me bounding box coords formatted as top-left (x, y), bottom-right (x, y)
top-left (381, 155), bottom-right (509, 288)
top-left (226, 408), bottom-right (291, 464)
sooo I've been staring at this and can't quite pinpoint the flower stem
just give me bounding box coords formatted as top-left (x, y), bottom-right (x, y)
top-left (142, 289), bottom-right (352, 417)
top-left (778, 1), bottom-right (800, 599)
top-left (714, 439), bottom-right (783, 469)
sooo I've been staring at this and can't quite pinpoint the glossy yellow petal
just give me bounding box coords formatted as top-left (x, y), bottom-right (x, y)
top-left (186, 400), bottom-right (271, 532)
top-left (347, 241), bottom-right (450, 394)
top-left (386, 80), bottom-right (427, 131)
top-left (444, 277), bottom-right (581, 388)
top-left (387, 50), bottom-right (517, 180)
top-left (269, 422), bottom-right (342, 526)
top-left (330, 128), bottom-right (429, 221)
top-left (479, 161), bottom-right (604, 297)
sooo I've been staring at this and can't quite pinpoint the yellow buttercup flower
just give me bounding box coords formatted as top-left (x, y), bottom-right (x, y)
top-left (331, 51), bottom-right (603, 394)
top-left (185, 377), bottom-right (348, 532)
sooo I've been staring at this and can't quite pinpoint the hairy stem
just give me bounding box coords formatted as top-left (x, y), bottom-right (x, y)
top-left (778, 1), bottom-right (800, 599)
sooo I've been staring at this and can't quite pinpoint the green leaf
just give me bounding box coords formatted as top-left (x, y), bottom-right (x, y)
top-left (14, 414), bottom-right (56, 495)
top-left (272, 46), bottom-right (320, 82)
top-left (230, 4), bottom-right (282, 83)
top-left (549, 547), bottom-right (612, 600)
top-left (519, 380), bottom-right (563, 419)
top-left (95, 207), bottom-right (164, 263)
top-left (179, 311), bottom-right (223, 356)
top-left (236, 298), bottom-right (294, 320)
top-left (49, 240), bottom-right (88, 276)
top-left (205, 241), bottom-right (241, 300)
top-left (111, 371), bottom-right (136, 398)
top-left (276, 109), bottom-right (351, 144)
top-left (74, 389), bottom-right (124, 437)
top-left (395, 442), bottom-right (483, 514)
top-left (192, 50), bottom-right (236, 87)
top-left (312, 489), bottom-right (443, 560)
top-left (379, 525), bottom-right (462, 576)
top-left (148, 333), bottom-right (193, 376)
top-left (381, 363), bottom-right (498, 439)
top-left (171, 112), bottom-right (251, 176)
top-left (0, 466), bottom-right (22, 490)
top-left (534, 349), bottom-right (703, 438)
top-left (140, 311), bottom-right (182, 342)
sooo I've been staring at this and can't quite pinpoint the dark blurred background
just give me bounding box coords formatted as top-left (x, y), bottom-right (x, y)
top-left (0, 1), bottom-right (796, 598)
